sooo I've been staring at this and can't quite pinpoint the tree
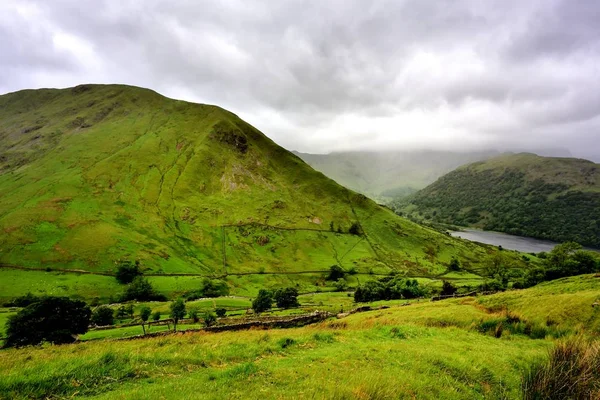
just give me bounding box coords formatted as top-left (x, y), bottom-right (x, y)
top-left (170, 298), bottom-right (186, 332)
top-left (215, 308), bottom-right (227, 318)
top-left (152, 311), bottom-right (161, 322)
top-left (273, 287), bottom-right (300, 309)
top-left (188, 308), bottom-right (199, 323)
top-left (115, 304), bottom-right (134, 320)
top-left (121, 277), bottom-right (165, 302)
top-left (91, 305), bottom-right (114, 326)
top-left (349, 222), bottom-right (362, 236)
top-left (115, 260), bottom-right (141, 284)
top-left (4, 296), bottom-right (91, 347)
top-left (334, 278), bottom-right (348, 292)
top-left (327, 265), bottom-right (346, 281)
top-left (354, 280), bottom-right (386, 302)
top-left (140, 306), bottom-right (152, 335)
top-left (448, 257), bottom-right (461, 271)
top-left (203, 312), bottom-right (217, 327)
top-left (441, 280), bottom-right (457, 296)
top-left (485, 253), bottom-right (510, 286)
top-left (252, 289), bottom-right (273, 313)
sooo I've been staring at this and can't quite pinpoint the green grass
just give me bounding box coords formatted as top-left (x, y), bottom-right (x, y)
top-left (3, 276), bottom-right (600, 398)
top-left (0, 300), bottom-right (550, 400)
top-left (477, 274), bottom-right (600, 333)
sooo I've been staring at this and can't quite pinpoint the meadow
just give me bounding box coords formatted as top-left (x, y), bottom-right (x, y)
top-left (1, 275), bottom-right (599, 399)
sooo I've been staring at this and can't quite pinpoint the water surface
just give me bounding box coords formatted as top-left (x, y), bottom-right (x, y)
top-left (449, 229), bottom-right (560, 253)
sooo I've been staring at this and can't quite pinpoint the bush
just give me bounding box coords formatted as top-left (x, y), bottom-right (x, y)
top-left (215, 308), bottom-right (227, 318)
top-left (140, 306), bottom-right (152, 323)
top-left (120, 277), bottom-right (166, 302)
top-left (170, 298), bottom-right (186, 331)
top-left (203, 312), bottom-right (217, 327)
top-left (354, 277), bottom-right (425, 302)
top-left (349, 221), bottom-right (362, 235)
top-left (334, 278), bottom-right (348, 292)
top-left (440, 280), bottom-right (457, 296)
top-left (114, 260), bottom-right (141, 284)
top-left (4, 296), bottom-right (91, 347)
top-left (3, 293), bottom-right (41, 308)
top-left (188, 308), bottom-right (199, 323)
top-left (522, 339), bottom-right (600, 399)
top-left (91, 306), bottom-right (114, 326)
top-left (115, 304), bottom-right (134, 320)
top-left (183, 279), bottom-right (229, 300)
top-left (327, 265), bottom-right (346, 281)
top-left (354, 280), bottom-right (386, 302)
top-left (152, 311), bottom-right (161, 322)
top-left (252, 289), bottom-right (272, 313)
top-left (448, 257), bottom-right (461, 271)
top-left (273, 287), bottom-right (299, 309)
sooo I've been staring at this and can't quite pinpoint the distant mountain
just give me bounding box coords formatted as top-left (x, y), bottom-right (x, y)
top-left (396, 153), bottom-right (600, 247)
top-left (0, 84), bottom-right (512, 298)
top-left (293, 150), bottom-right (500, 201)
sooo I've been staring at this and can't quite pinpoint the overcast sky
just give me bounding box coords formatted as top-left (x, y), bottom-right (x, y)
top-left (1, 1), bottom-right (599, 160)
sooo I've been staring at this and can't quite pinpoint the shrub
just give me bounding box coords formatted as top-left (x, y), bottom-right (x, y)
top-left (114, 260), bottom-right (141, 284)
top-left (252, 289), bottom-right (272, 313)
top-left (188, 308), bottom-right (199, 323)
top-left (3, 293), bottom-right (41, 308)
top-left (349, 221), bottom-right (362, 235)
top-left (273, 287), bottom-right (299, 309)
top-left (448, 257), bottom-right (461, 271)
top-left (522, 339), bottom-right (600, 399)
top-left (327, 265), bottom-right (346, 281)
top-left (91, 306), bottom-right (114, 326)
top-left (183, 278), bottom-right (229, 300)
top-left (203, 312), bottom-right (217, 327)
top-left (441, 280), bottom-right (458, 296)
top-left (115, 304), bottom-right (134, 320)
top-left (354, 277), bottom-right (425, 302)
top-left (170, 298), bottom-right (186, 332)
top-left (4, 296), bottom-right (91, 347)
top-left (152, 311), bottom-right (161, 322)
top-left (334, 278), bottom-right (348, 292)
top-left (215, 308), bottom-right (227, 318)
top-left (120, 277), bottom-right (166, 302)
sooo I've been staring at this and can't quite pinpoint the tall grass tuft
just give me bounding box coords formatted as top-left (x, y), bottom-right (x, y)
top-left (522, 339), bottom-right (600, 399)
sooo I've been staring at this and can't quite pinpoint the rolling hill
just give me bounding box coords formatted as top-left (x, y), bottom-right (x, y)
top-left (0, 84), bottom-right (524, 300)
top-left (397, 153), bottom-right (600, 247)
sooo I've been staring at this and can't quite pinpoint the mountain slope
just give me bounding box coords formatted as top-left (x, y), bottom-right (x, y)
top-left (0, 85), bottom-right (524, 298)
top-left (398, 153), bottom-right (600, 247)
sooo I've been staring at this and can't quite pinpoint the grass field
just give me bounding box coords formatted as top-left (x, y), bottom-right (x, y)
top-left (0, 299), bottom-right (552, 400)
top-left (2, 275), bottom-right (600, 399)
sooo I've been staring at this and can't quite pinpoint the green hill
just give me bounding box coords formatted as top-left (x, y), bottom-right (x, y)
top-left (0, 84), bottom-right (525, 300)
top-left (397, 153), bottom-right (600, 247)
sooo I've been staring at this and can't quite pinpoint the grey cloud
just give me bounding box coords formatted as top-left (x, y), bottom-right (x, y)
top-left (0, 0), bottom-right (599, 160)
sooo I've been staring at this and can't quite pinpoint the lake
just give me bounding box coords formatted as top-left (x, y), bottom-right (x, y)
top-left (449, 229), bottom-right (560, 253)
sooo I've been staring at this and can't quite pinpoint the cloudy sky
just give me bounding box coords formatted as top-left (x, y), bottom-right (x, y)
top-left (1, 0), bottom-right (599, 160)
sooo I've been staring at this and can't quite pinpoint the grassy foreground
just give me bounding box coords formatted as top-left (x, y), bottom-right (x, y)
top-left (5, 273), bottom-right (600, 399)
top-left (1, 300), bottom-right (550, 400)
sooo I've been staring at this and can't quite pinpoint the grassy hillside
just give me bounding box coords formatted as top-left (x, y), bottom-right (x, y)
top-left (0, 84), bottom-right (520, 300)
top-left (4, 275), bottom-right (600, 399)
top-left (294, 149), bottom-right (499, 201)
top-left (397, 153), bottom-right (600, 247)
